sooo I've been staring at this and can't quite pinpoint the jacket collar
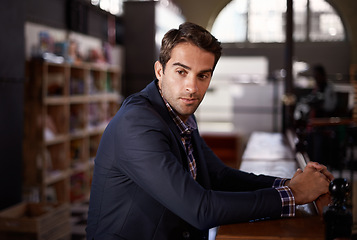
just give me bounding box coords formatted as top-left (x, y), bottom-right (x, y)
top-left (143, 80), bottom-right (186, 147)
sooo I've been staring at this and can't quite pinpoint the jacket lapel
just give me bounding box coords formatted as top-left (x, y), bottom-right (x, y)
top-left (192, 129), bottom-right (211, 189)
top-left (144, 80), bottom-right (188, 166)
top-left (145, 80), bottom-right (211, 188)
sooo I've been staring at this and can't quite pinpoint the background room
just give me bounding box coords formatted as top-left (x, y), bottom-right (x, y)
top-left (0, 0), bottom-right (356, 239)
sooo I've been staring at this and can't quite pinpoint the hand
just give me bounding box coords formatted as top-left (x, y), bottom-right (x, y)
top-left (305, 161), bottom-right (334, 182)
top-left (288, 164), bottom-right (331, 205)
top-left (315, 193), bottom-right (332, 215)
top-left (306, 162), bottom-right (333, 214)
top-left (284, 162), bottom-right (334, 187)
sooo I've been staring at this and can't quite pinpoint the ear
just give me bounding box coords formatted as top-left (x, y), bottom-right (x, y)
top-left (154, 61), bottom-right (163, 81)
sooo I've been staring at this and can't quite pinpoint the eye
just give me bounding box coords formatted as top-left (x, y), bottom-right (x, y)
top-left (177, 69), bottom-right (187, 76)
top-left (198, 73), bottom-right (210, 80)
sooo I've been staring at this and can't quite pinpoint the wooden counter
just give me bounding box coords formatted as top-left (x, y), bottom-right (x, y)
top-left (216, 215), bottom-right (324, 240)
top-left (216, 131), bottom-right (325, 240)
top-left (240, 131), bottom-right (298, 178)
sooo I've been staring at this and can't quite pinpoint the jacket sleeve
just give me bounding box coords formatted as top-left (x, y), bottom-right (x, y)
top-left (109, 105), bottom-right (283, 230)
top-left (196, 135), bottom-right (279, 192)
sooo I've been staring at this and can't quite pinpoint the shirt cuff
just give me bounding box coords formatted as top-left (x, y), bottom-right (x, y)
top-left (275, 186), bottom-right (295, 217)
top-left (272, 177), bottom-right (288, 188)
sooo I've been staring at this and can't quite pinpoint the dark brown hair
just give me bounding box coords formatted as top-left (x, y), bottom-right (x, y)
top-left (159, 22), bottom-right (222, 72)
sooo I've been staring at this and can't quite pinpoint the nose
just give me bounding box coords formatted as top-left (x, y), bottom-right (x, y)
top-left (185, 77), bottom-right (198, 94)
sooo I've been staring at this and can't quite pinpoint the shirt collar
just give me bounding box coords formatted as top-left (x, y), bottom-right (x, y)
top-left (157, 84), bottom-right (197, 135)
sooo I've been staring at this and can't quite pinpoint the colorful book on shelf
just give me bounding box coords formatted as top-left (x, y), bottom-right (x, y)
top-left (47, 73), bottom-right (65, 96)
top-left (70, 172), bottom-right (87, 202)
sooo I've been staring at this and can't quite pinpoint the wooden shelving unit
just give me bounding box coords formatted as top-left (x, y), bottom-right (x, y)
top-left (23, 59), bottom-right (122, 203)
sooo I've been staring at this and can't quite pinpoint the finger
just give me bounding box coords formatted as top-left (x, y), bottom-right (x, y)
top-left (303, 165), bottom-right (319, 174)
top-left (306, 162), bottom-right (333, 181)
top-left (308, 162), bottom-right (334, 181)
top-left (306, 161), bottom-right (325, 171)
top-left (292, 168), bottom-right (303, 178)
top-left (315, 193), bottom-right (332, 215)
top-left (317, 172), bottom-right (331, 192)
top-left (320, 168), bottom-right (334, 181)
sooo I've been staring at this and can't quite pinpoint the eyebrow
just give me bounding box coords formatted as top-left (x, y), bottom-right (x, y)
top-left (172, 62), bottom-right (213, 74)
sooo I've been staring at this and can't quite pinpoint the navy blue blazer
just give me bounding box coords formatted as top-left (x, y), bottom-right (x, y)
top-left (86, 80), bottom-right (283, 240)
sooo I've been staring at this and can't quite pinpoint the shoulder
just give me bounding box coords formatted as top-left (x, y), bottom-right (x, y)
top-left (326, 81), bottom-right (335, 91)
top-left (114, 93), bottom-right (164, 127)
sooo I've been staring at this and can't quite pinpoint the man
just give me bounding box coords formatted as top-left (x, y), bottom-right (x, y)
top-left (310, 64), bottom-right (337, 118)
top-left (294, 64), bottom-right (337, 121)
top-left (294, 64), bottom-right (338, 166)
top-left (86, 22), bottom-right (333, 240)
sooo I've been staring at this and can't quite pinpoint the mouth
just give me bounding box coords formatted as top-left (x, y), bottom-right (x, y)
top-left (180, 97), bottom-right (198, 105)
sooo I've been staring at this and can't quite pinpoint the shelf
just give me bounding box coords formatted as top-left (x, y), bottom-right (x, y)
top-left (71, 162), bottom-right (90, 174)
top-left (45, 134), bottom-right (69, 145)
top-left (70, 95), bottom-right (88, 103)
top-left (45, 170), bottom-right (68, 185)
top-left (24, 59), bottom-right (122, 204)
top-left (69, 130), bottom-right (88, 139)
top-left (45, 96), bottom-right (70, 105)
top-left (88, 93), bottom-right (120, 102)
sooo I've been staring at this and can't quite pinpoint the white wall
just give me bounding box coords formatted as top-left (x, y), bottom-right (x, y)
top-left (196, 56), bottom-right (282, 139)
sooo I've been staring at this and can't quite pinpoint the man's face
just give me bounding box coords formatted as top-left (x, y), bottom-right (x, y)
top-left (155, 42), bottom-right (215, 122)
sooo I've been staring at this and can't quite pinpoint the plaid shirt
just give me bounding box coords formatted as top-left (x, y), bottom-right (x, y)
top-left (158, 89), bottom-right (197, 179)
top-left (273, 178), bottom-right (296, 217)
